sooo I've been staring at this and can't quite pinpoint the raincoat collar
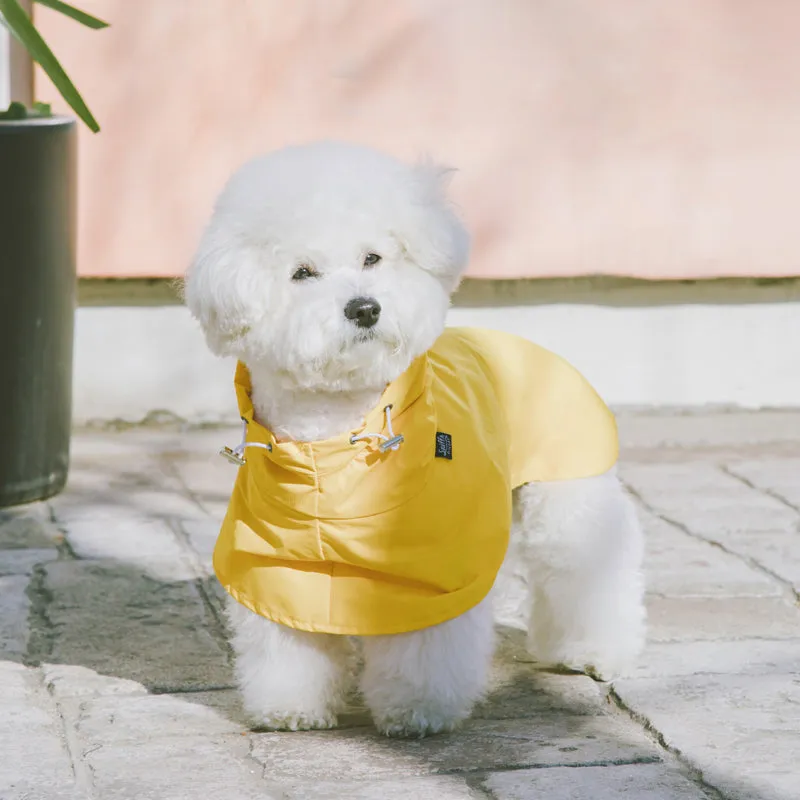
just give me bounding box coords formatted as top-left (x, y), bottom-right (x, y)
top-left (233, 353), bottom-right (433, 475)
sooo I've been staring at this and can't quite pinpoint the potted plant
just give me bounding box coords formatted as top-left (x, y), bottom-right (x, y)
top-left (0, 0), bottom-right (107, 506)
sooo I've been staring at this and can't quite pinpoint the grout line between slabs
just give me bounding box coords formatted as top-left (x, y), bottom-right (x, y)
top-left (720, 463), bottom-right (800, 517)
top-left (606, 685), bottom-right (732, 800)
top-left (623, 482), bottom-right (800, 606)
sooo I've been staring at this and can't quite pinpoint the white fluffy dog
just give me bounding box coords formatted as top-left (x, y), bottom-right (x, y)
top-left (185, 141), bottom-right (645, 738)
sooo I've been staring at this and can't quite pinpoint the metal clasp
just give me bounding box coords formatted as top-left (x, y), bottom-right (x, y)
top-left (219, 446), bottom-right (246, 466)
top-left (378, 434), bottom-right (405, 453)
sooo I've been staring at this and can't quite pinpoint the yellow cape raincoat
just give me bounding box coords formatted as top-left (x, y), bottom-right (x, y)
top-left (214, 327), bottom-right (618, 636)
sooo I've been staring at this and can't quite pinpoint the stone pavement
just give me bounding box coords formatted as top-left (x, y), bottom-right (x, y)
top-left (1, 411), bottom-right (799, 800)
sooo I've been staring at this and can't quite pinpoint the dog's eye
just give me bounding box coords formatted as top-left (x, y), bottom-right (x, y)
top-left (363, 253), bottom-right (382, 267)
top-left (292, 265), bottom-right (318, 281)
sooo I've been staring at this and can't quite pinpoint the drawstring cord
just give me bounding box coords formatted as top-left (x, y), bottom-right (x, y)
top-left (220, 406), bottom-right (404, 466)
top-left (219, 419), bottom-right (272, 466)
top-left (350, 405), bottom-right (404, 453)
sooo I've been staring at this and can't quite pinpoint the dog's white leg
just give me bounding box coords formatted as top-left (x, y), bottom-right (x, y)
top-left (226, 598), bottom-right (353, 730)
top-left (359, 596), bottom-right (494, 738)
top-left (514, 470), bottom-right (646, 679)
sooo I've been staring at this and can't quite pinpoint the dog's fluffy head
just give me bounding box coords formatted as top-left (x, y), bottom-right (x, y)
top-left (185, 141), bottom-right (469, 392)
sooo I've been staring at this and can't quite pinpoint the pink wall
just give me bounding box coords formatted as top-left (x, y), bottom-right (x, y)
top-left (35, 0), bottom-right (800, 279)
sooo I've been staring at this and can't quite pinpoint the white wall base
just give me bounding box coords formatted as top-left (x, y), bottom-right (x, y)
top-left (73, 281), bottom-right (800, 423)
top-left (449, 300), bottom-right (800, 410)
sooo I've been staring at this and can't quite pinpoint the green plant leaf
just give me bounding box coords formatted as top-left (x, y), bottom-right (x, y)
top-left (0, 100), bottom-right (29, 119)
top-left (32, 100), bottom-right (52, 115)
top-left (0, 0), bottom-right (100, 131)
top-left (34, 0), bottom-right (108, 30)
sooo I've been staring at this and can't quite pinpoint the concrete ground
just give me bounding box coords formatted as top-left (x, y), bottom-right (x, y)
top-left (1, 411), bottom-right (798, 800)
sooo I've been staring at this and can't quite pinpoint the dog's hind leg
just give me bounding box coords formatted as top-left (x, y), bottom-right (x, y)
top-left (359, 596), bottom-right (495, 738)
top-left (226, 598), bottom-right (353, 730)
top-left (514, 470), bottom-right (646, 680)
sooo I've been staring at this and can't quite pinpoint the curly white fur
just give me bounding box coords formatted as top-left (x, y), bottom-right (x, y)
top-left (185, 141), bottom-right (645, 738)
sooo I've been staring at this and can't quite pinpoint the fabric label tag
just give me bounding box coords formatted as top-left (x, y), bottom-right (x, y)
top-left (435, 432), bottom-right (453, 460)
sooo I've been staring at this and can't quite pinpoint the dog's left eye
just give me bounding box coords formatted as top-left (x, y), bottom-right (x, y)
top-left (363, 253), bottom-right (382, 267)
top-left (292, 265), bottom-right (318, 281)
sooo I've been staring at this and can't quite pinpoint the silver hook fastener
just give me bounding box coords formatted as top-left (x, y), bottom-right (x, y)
top-left (219, 446), bottom-right (247, 466)
top-left (219, 419), bottom-right (271, 466)
top-left (350, 405), bottom-right (404, 453)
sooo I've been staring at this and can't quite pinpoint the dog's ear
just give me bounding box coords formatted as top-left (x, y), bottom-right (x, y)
top-left (399, 160), bottom-right (470, 291)
top-left (183, 222), bottom-right (265, 357)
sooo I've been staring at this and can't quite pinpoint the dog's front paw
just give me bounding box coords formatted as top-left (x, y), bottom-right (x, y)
top-left (250, 708), bottom-right (338, 732)
top-left (373, 707), bottom-right (463, 739)
top-left (530, 644), bottom-right (637, 682)
top-left (560, 657), bottom-right (621, 682)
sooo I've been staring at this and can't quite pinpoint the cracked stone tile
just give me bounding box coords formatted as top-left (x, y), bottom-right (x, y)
top-left (726, 458), bottom-right (800, 510)
top-left (622, 463), bottom-right (798, 536)
top-left (48, 674), bottom-right (279, 797)
top-left (0, 662), bottom-right (77, 799)
top-left (712, 529), bottom-right (800, 592)
top-left (614, 673), bottom-right (800, 800)
top-left (641, 511), bottom-right (781, 598)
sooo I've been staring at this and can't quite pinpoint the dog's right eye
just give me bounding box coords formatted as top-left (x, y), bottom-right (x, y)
top-left (292, 265), bottom-right (318, 281)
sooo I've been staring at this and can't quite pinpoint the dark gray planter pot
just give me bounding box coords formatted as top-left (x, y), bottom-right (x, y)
top-left (0, 116), bottom-right (77, 507)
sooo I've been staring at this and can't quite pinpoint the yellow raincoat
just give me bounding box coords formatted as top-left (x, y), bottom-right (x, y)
top-left (214, 327), bottom-right (618, 635)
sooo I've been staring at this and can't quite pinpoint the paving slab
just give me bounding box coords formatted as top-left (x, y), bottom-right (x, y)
top-left (614, 673), bottom-right (800, 800)
top-left (0, 548), bottom-right (59, 577)
top-left (250, 717), bottom-right (663, 782)
top-left (84, 734), bottom-right (277, 800)
top-left (630, 639), bottom-right (800, 679)
top-left (0, 505), bottom-right (62, 544)
top-left (177, 517), bottom-right (220, 572)
top-left (484, 763), bottom-right (713, 799)
top-left (275, 776), bottom-right (485, 799)
top-left (57, 509), bottom-right (199, 582)
top-left (0, 575), bottom-right (33, 661)
top-left (0, 662), bottom-right (77, 799)
top-left (41, 560), bottom-right (232, 690)
top-left (641, 511), bottom-right (782, 598)
top-left (726, 458), bottom-right (800, 510)
top-left (622, 463), bottom-right (799, 538)
top-left (74, 692), bottom-right (244, 744)
top-left (170, 450), bottom-right (238, 519)
top-left (710, 528), bottom-right (800, 592)
top-left (476, 666), bottom-right (610, 720)
top-left (645, 595), bottom-right (800, 642)
top-left (43, 663), bottom-right (149, 699)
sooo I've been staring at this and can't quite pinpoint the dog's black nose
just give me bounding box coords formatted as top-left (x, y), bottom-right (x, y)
top-left (344, 297), bottom-right (381, 329)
